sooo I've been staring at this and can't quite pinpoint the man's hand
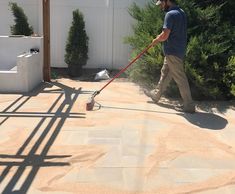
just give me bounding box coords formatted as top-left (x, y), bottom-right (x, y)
top-left (153, 28), bottom-right (171, 44)
top-left (152, 38), bottom-right (159, 46)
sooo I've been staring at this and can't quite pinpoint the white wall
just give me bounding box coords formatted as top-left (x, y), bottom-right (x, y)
top-left (0, 36), bottom-right (43, 93)
top-left (0, 36), bottom-right (42, 70)
top-left (0, 0), bottom-right (146, 69)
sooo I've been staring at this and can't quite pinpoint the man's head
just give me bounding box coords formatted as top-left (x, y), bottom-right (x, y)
top-left (155, 0), bottom-right (176, 12)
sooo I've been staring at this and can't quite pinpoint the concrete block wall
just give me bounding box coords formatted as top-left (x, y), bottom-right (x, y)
top-left (0, 36), bottom-right (43, 70)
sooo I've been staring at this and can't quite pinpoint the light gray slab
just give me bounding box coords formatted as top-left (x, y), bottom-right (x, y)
top-left (94, 146), bottom-right (122, 167)
top-left (169, 154), bottom-right (235, 169)
top-left (88, 129), bottom-right (122, 138)
top-left (88, 138), bottom-right (121, 145)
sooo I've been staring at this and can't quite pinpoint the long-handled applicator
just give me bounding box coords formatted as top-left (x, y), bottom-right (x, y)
top-left (86, 42), bottom-right (155, 111)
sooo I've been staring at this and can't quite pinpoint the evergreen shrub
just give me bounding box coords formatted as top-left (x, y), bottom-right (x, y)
top-left (65, 9), bottom-right (89, 77)
top-left (126, 1), bottom-right (235, 100)
top-left (9, 2), bottom-right (33, 36)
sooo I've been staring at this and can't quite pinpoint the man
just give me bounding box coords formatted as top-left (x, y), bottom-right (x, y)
top-left (144, 0), bottom-right (195, 113)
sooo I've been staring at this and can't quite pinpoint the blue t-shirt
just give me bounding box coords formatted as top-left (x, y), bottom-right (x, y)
top-left (163, 6), bottom-right (187, 59)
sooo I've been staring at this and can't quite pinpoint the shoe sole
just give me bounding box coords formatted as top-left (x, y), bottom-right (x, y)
top-left (175, 107), bottom-right (196, 113)
top-left (144, 90), bottom-right (159, 103)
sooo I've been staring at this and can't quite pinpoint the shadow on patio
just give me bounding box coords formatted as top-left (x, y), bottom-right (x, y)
top-left (0, 81), bottom-right (85, 194)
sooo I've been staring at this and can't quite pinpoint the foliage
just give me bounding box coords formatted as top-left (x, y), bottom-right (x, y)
top-left (9, 2), bottom-right (33, 36)
top-left (184, 1), bottom-right (235, 99)
top-left (227, 56), bottom-right (235, 96)
top-left (65, 9), bottom-right (89, 77)
top-left (126, 0), bottom-right (235, 100)
top-left (124, 3), bottom-right (164, 88)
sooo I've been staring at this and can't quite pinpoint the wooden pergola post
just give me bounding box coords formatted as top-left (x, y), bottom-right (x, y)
top-left (43, 0), bottom-right (51, 82)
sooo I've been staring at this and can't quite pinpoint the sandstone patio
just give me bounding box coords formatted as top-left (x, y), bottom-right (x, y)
top-left (0, 78), bottom-right (234, 194)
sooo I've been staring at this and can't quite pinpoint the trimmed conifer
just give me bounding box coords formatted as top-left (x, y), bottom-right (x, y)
top-left (65, 9), bottom-right (89, 77)
top-left (9, 2), bottom-right (33, 36)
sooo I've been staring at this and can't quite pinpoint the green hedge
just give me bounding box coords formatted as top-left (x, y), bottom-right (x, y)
top-left (125, 0), bottom-right (235, 100)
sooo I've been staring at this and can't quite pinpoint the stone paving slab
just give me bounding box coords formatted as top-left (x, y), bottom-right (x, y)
top-left (0, 78), bottom-right (234, 194)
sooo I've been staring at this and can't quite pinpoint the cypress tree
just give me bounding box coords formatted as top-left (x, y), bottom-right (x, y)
top-left (9, 2), bottom-right (33, 36)
top-left (65, 9), bottom-right (89, 77)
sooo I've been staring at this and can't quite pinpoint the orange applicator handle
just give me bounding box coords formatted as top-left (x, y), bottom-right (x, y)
top-left (86, 41), bottom-right (157, 111)
top-left (94, 41), bottom-right (156, 97)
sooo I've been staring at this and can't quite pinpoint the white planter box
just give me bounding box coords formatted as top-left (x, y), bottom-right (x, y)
top-left (0, 36), bottom-right (43, 93)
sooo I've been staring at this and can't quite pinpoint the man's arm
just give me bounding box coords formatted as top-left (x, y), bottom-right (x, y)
top-left (152, 28), bottom-right (171, 45)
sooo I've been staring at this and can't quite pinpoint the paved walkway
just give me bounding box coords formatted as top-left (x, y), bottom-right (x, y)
top-left (0, 78), bottom-right (234, 194)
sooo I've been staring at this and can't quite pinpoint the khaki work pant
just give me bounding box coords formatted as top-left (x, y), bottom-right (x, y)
top-left (155, 55), bottom-right (193, 107)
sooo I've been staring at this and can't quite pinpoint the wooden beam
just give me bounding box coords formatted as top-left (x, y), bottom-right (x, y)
top-left (43, 0), bottom-right (51, 82)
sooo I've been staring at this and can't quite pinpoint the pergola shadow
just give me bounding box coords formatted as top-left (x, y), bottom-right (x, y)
top-left (0, 81), bottom-right (85, 193)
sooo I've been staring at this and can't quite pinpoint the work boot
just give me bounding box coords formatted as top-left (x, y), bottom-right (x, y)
top-left (175, 103), bottom-right (195, 113)
top-left (144, 89), bottom-right (161, 103)
top-left (183, 103), bottom-right (196, 113)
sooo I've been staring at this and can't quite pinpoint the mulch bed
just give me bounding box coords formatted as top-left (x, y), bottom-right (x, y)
top-left (51, 67), bottom-right (129, 82)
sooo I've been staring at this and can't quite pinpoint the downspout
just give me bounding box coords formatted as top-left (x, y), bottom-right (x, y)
top-left (43, 0), bottom-right (51, 82)
top-left (111, 0), bottom-right (114, 70)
